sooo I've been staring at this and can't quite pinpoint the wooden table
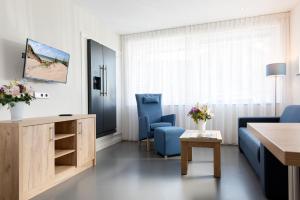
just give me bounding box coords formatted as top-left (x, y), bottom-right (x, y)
top-left (248, 123), bottom-right (300, 200)
top-left (180, 130), bottom-right (222, 177)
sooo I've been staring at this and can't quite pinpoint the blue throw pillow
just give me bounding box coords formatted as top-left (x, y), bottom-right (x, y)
top-left (143, 96), bottom-right (159, 104)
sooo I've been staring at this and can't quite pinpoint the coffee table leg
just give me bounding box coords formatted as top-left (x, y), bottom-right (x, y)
top-left (181, 142), bottom-right (188, 175)
top-left (214, 143), bottom-right (221, 178)
top-left (188, 146), bottom-right (192, 161)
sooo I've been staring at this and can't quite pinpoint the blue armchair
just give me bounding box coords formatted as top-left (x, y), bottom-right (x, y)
top-left (238, 105), bottom-right (300, 199)
top-left (135, 94), bottom-right (176, 151)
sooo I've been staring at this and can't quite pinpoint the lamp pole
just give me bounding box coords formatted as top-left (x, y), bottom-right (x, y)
top-left (266, 63), bottom-right (286, 117)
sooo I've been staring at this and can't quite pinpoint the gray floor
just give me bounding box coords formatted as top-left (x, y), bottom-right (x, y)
top-left (33, 142), bottom-right (267, 200)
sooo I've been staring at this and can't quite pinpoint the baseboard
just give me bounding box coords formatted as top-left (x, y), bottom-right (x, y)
top-left (96, 132), bottom-right (122, 151)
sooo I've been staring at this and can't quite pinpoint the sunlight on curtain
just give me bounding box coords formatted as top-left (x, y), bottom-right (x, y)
top-left (121, 13), bottom-right (290, 144)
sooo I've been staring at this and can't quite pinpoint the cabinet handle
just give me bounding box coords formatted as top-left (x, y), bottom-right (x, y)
top-left (49, 127), bottom-right (54, 141)
top-left (100, 65), bottom-right (105, 96)
top-left (99, 65), bottom-right (104, 95)
top-left (105, 65), bottom-right (108, 96)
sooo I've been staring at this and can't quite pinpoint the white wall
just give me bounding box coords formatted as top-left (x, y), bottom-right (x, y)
top-left (0, 0), bottom-right (122, 149)
top-left (291, 2), bottom-right (300, 103)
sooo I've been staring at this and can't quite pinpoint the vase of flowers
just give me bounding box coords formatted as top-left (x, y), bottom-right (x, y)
top-left (188, 104), bottom-right (214, 132)
top-left (0, 80), bottom-right (35, 121)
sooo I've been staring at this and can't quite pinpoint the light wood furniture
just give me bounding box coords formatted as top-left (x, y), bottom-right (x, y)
top-left (247, 123), bottom-right (300, 200)
top-left (0, 114), bottom-right (96, 200)
top-left (180, 130), bottom-right (222, 177)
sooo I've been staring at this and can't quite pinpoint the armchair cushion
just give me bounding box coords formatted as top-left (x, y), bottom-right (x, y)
top-left (136, 94), bottom-right (162, 123)
top-left (150, 122), bottom-right (172, 129)
top-left (143, 96), bottom-right (160, 104)
top-left (161, 114), bottom-right (176, 126)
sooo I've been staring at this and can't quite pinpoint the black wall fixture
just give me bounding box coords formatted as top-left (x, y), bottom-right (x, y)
top-left (87, 39), bottom-right (116, 138)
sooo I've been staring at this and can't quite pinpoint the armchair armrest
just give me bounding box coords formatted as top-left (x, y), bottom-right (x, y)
top-left (238, 117), bottom-right (280, 128)
top-left (161, 114), bottom-right (176, 126)
top-left (138, 116), bottom-right (150, 140)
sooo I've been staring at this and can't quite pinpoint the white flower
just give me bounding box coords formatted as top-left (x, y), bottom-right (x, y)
top-left (10, 86), bottom-right (20, 97)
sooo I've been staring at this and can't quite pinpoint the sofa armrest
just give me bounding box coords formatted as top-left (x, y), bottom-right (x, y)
top-left (238, 117), bottom-right (280, 128)
top-left (161, 114), bottom-right (176, 126)
top-left (138, 116), bottom-right (150, 140)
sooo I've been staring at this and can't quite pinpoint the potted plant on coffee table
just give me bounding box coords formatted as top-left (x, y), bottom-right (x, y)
top-left (188, 103), bottom-right (214, 132)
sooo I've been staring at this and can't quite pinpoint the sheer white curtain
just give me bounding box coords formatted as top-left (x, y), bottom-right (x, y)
top-left (121, 13), bottom-right (290, 144)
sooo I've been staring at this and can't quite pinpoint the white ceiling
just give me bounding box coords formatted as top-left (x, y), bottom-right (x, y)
top-left (77, 0), bottom-right (299, 35)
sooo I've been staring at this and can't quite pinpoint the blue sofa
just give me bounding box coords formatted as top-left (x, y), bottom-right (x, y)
top-left (238, 105), bottom-right (300, 199)
top-left (135, 94), bottom-right (176, 150)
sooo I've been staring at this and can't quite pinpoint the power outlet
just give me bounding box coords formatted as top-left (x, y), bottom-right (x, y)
top-left (34, 92), bottom-right (49, 99)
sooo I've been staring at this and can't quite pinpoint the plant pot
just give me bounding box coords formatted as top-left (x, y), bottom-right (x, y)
top-left (10, 102), bottom-right (26, 121)
top-left (197, 120), bottom-right (206, 132)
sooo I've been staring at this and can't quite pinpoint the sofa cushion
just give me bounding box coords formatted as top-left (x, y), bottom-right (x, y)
top-left (239, 127), bottom-right (261, 176)
top-left (280, 105), bottom-right (300, 123)
top-left (150, 122), bottom-right (172, 129)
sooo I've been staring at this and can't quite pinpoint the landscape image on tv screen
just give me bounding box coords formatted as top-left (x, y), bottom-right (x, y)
top-left (24, 39), bottom-right (70, 83)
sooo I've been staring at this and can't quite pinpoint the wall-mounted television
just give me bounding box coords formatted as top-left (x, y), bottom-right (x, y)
top-left (23, 39), bottom-right (70, 83)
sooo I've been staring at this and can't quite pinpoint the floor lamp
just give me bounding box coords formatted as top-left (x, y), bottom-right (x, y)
top-left (266, 63), bottom-right (286, 116)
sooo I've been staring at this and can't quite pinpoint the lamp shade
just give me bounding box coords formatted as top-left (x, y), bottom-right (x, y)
top-left (266, 63), bottom-right (286, 76)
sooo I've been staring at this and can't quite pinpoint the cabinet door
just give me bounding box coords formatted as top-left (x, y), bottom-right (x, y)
top-left (102, 45), bottom-right (116, 134)
top-left (22, 123), bottom-right (55, 196)
top-left (88, 39), bottom-right (104, 136)
top-left (77, 118), bottom-right (95, 166)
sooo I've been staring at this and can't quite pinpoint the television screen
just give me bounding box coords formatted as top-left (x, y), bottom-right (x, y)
top-left (23, 39), bottom-right (70, 83)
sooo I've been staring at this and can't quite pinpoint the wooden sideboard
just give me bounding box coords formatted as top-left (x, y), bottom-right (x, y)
top-left (0, 114), bottom-right (96, 200)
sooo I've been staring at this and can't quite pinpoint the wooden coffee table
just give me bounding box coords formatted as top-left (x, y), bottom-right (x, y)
top-left (180, 130), bottom-right (222, 177)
